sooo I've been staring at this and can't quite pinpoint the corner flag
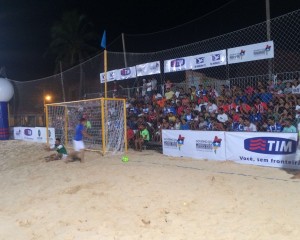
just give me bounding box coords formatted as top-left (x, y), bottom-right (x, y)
top-left (101, 30), bottom-right (106, 49)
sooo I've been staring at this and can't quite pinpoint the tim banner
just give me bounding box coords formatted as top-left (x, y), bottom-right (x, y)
top-left (190, 50), bottom-right (227, 70)
top-left (162, 130), bottom-right (226, 161)
top-left (227, 41), bottom-right (274, 64)
top-left (225, 132), bottom-right (300, 169)
top-left (164, 57), bottom-right (191, 73)
top-left (136, 61), bottom-right (161, 77)
top-left (118, 66), bottom-right (137, 80)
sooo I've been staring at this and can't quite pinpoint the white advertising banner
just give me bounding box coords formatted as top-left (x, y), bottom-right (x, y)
top-left (227, 41), bottom-right (274, 64)
top-left (292, 86), bottom-right (300, 94)
top-left (164, 57), bottom-right (191, 73)
top-left (190, 50), bottom-right (227, 70)
top-left (13, 127), bottom-right (55, 145)
top-left (225, 132), bottom-right (300, 169)
top-left (162, 130), bottom-right (226, 161)
top-left (35, 127), bottom-right (56, 145)
top-left (136, 61), bottom-right (161, 76)
top-left (118, 66), bottom-right (137, 80)
top-left (100, 69), bottom-right (119, 83)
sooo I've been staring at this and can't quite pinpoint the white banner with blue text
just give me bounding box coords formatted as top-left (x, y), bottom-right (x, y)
top-left (162, 130), bottom-right (226, 161)
top-left (225, 132), bottom-right (300, 169)
top-left (190, 50), bottom-right (227, 70)
top-left (227, 41), bottom-right (274, 64)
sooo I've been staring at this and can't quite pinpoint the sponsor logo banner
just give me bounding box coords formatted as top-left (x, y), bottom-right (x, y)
top-left (162, 130), bottom-right (226, 161)
top-left (227, 41), bottom-right (274, 64)
top-left (100, 70), bottom-right (120, 83)
top-left (164, 57), bottom-right (191, 73)
top-left (118, 66), bottom-right (137, 80)
top-left (136, 61), bottom-right (161, 77)
top-left (13, 127), bottom-right (55, 145)
top-left (191, 50), bottom-right (227, 70)
top-left (225, 132), bottom-right (300, 169)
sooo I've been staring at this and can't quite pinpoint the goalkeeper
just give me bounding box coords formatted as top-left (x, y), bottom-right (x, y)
top-left (44, 138), bottom-right (68, 162)
top-left (66, 117), bottom-right (93, 163)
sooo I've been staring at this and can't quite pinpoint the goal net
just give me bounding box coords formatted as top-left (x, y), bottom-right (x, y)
top-left (45, 98), bottom-right (127, 155)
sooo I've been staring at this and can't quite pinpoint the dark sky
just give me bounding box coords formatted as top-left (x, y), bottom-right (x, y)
top-left (0, 0), bottom-right (300, 81)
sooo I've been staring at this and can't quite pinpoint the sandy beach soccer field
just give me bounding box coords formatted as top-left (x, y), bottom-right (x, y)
top-left (0, 140), bottom-right (300, 240)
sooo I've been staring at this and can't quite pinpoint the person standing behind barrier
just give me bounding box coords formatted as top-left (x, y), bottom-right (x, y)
top-left (135, 124), bottom-right (150, 151)
top-left (282, 118), bottom-right (297, 133)
top-left (66, 118), bottom-right (92, 163)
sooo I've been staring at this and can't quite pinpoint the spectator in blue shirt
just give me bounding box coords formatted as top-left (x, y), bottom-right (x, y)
top-left (180, 118), bottom-right (190, 130)
top-left (266, 116), bottom-right (283, 132)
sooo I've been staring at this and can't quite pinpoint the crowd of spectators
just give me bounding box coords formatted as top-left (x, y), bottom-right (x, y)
top-left (125, 78), bottom-right (300, 144)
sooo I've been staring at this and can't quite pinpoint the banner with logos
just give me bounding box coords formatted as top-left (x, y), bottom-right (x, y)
top-left (13, 127), bottom-right (55, 145)
top-left (292, 86), bottom-right (300, 94)
top-left (118, 66), bottom-right (137, 80)
top-left (226, 132), bottom-right (300, 169)
top-left (164, 57), bottom-right (191, 73)
top-left (100, 70), bottom-right (120, 83)
top-left (136, 61), bottom-right (161, 77)
top-left (227, 41), bottom-right (274, 64)
top-left (162, 130), bottom-right (226, 161)
top-left (190, 50), bottom-right (227, 70)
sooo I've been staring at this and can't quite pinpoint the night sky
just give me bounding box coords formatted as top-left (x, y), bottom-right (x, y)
top-left (0, 0), bottom-right (300, 81)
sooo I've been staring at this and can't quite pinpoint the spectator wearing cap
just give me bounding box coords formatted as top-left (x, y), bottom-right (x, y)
top-left (282, 118), bottom-right (297, 133)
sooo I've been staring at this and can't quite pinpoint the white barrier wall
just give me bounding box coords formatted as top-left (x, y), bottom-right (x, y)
top-left (13, 127), bottom-right (55, 145)
top-left (162, 130), bottom-right (226, 161)
top-left (162, 130), bottom-right (300, 169)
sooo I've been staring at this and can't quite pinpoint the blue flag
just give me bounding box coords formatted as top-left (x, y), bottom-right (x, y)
top-left (101, 30), bottom-right (106, 49)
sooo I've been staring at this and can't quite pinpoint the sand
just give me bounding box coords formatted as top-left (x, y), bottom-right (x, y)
top-left (0, 140), bottom-right (300, 240)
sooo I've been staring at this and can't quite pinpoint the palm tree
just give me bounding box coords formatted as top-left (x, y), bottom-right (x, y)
top-left (48, 10), bottom-right (98, 99)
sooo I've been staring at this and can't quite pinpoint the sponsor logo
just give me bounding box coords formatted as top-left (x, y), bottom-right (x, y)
top-left (15, 129), bottom-right (21, 136)
top-left (177, 134), bottom-right (185, 150)
top-left (149, 62), bottom-right (159, 70)
top-left (170, 59), bottom-right (185, 68)
top-left (196, 57), bottom-right (205, 64)
top-left (212, 136), bottom-right (222, 154)
top-left (108, 71), bottom-right (115, 80)
top-left (196, 136), bottom-right (222, 153)
top-left (212, 54), bottom-right (220, 61)
top-left (210, 53), bottom-right (224, 65)
top-left (24, 129), bottom-right (32, 136)
top-left (229, 49), bottom-right (246, 60)
top-left (120, 68), bottom-right (131, 76)
top-left (194, 57), bottom-right (206, 69)
top-left (244, 137), bottom-right (297, 155)
top-left (163, 138), bottom-right (178, 149)
top-left (253, 44), bottom-right (272, 55)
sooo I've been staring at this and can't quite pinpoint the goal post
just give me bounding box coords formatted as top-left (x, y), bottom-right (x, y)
top-left (45, 98), bottom-right (127, 155)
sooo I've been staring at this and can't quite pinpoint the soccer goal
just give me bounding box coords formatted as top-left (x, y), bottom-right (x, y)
top-left (45, 98), bottom-right (127, 155)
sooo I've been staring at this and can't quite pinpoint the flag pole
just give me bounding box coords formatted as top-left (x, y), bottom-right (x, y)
top-left (104, 49), bottom-right (107, 98)
top-left (101, 30), bottom-right (107, 98)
